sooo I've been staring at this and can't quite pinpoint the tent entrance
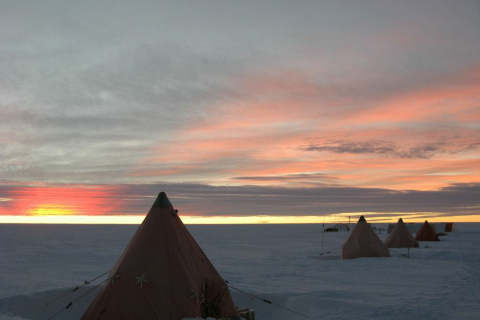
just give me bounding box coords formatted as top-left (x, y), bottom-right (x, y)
top-left (201, 278), bottom-right (223, 318)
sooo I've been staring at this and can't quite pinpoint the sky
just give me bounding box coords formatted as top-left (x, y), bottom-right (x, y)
top-left (1, 0), bottom-right (479, 223)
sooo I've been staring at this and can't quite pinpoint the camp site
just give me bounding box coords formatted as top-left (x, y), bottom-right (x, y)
top-left (1, 1), bottom-right (480, 319)
top-left (1, 192), bottom-right (479, 320)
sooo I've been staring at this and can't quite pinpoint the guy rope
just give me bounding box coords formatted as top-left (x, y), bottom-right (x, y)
top-left (225, 280), bottom-right (311, 319)
top-left (46, 271), bottom-right (109, 306)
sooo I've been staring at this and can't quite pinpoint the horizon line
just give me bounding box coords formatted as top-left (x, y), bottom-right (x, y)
top-left (1, 214), bottom-right (479, 225)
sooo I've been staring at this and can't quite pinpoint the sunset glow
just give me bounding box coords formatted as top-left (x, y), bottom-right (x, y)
top-left (28, 205), bottom-right (78, 216)
top-left (0, 186), bottom-right (123, 217)
top-left (2, 213), bottom-right (479, 225)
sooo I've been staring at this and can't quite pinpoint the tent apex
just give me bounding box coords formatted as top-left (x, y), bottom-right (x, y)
top-left (359, 215), bottom-right (366, 222)
top-left (153, 192), bottom-right (172, 208)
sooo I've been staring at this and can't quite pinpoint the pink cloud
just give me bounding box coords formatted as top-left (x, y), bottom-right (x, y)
top-left (129, 64), bottom-right (480, 190)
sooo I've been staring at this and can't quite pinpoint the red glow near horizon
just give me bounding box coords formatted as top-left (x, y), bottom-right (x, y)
top-left (0, 185), bottom-right (122, 216)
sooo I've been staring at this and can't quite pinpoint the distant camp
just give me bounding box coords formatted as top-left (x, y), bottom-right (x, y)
top-left (324, 223), bottom-right (350, 232)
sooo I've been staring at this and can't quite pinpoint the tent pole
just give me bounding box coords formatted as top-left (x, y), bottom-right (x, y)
top-left (321, 219), bottom-right (324, 251)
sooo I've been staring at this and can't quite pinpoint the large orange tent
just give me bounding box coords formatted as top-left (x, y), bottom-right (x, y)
top-left (341, 216), bottom-right (390, 259)
top-left (415, 220), bottom-right (440, 242)
top-left (384, 218), bottom-right (419, 248)
top-left (80, 192), bottom-right (238, 320)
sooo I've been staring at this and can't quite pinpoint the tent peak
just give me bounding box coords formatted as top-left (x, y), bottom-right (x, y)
top-left (152, 192), bottom-right (172, 208)
top-left (359, 215), bottom-right (366, 222)
top-left (398, 218), bottom-right (404, 223)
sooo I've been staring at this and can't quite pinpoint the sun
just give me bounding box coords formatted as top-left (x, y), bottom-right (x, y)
top-left (28, 205), bottom-right (78, 216)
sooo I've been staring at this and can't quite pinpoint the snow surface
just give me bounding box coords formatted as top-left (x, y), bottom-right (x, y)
top-left (0, 223), bottom-right (479, 320)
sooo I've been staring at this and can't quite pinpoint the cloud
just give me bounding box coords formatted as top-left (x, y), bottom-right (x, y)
top-left (304, 141), bottom-right (396, 156)
top-left (232, 173), bottom-right (338, 184)
top-left (302, 137), bottom-right (480, 159)
top-left (398, 145), bottom-right (440, 159)
top-left (0, 0), bottom-right (479, 195)
top-left (303, 141), bottom-right (443, 159)
top-left (1, 181), bottom-right (479, 219)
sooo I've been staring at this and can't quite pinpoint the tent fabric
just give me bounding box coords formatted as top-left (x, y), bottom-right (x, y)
top-left (384, 218), bottom-right (419, 248)
top-left (80, 192), bottom-right (238, 320)
top-left (433, 222), bottom-right (455, 233)
top-left (341, 216), bottom-right (390, 259)
top-left (415, 220), bottom-right (440, 241)
top-left (445, 223), bottom-right (455, 232)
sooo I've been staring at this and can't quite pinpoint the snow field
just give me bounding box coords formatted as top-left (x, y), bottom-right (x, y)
top-left (0, 223), bottom-right (479, 319)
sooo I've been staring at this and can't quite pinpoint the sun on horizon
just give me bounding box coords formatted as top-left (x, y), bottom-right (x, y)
top-left (28, 205), bottom-right (78, 216)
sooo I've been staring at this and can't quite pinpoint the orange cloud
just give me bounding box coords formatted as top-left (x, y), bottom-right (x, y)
top-left (350, 85), bottom-right (480, 125)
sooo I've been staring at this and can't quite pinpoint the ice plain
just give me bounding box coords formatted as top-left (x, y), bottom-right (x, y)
top-left (0, 223), bottom-right (479, 320)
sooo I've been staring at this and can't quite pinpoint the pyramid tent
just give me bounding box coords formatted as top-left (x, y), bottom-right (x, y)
top-left (80, 192), bottom-right (238, 320)
top-left (341, 216), bottom-right (390, 259)
top-left (384, 218), bottom-right (419, 248)
top-left (415, 220), bottom-right (440, 241)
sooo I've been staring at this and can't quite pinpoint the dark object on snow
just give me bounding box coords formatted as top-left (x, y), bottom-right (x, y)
top-left (333, 223), bottom-right (350, 231)
top-left (324, 228), bottom-right (338, 232)
top-left (237, 308), bottom-right (255, 320)
top-left (444, 223), bottom-right (455, 232)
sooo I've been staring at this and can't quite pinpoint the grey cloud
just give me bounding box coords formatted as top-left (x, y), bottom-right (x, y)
top-left (0, 41), bottom-right (253, 183)
top-left (304, 141), bottom-right (396, 156)
top-left (397, 145), bottom-right (441, 159)
top-left (3, 181), bottom-right (478, 218)
top-left (467, 140), bottom-right (480, 150)
top-left (303, 140), bottom-right (451, 159)
top-left (232, 173), bottom-right (338, 183)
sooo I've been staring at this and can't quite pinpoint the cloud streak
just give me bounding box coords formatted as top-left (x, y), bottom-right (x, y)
top-left (302, 140), bottom-right (470, 159)
top-left (1, 182), bottom-right (479, 219)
